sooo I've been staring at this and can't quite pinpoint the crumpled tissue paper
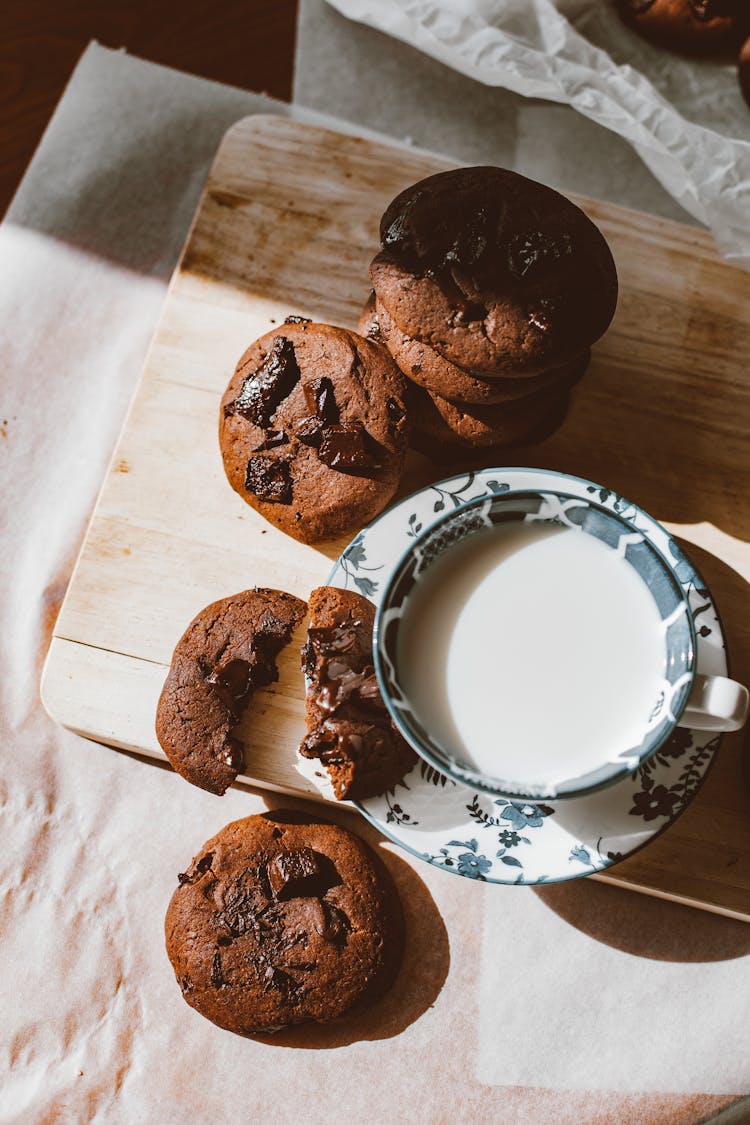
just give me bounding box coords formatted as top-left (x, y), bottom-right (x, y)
top-left (326, 0), bottom-right (750, 265)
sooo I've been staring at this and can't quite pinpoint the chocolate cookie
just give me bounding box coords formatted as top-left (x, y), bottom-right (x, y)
top-left (410, 382), bottom-right (571, 462)
top-left (220, 321), bottom-right (409, 544)
top-left (370, 167), bottom-right (618, 378)
top-left (376, 297), bottom-right (589, 405)
top-left (156, 589), bottom-right (306, 795)
top-left (298, 586), bottom-right (416, 800)
top-left (616, 0), bottom-right (746, 54)
top-left (165, 810), bottom-right (404, 1035)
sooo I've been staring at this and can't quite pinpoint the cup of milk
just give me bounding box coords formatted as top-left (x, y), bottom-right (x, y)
top-left (374, 487), bottom-right (749, 801)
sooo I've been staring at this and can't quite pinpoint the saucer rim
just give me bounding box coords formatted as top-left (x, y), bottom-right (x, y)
top-left (326, 466), bottom-right (726, 886)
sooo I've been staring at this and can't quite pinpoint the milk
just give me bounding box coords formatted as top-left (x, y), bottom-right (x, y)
top-left (396, 521), bottom-right (666, 790)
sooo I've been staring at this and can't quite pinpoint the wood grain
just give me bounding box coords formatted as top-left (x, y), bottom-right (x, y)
top-left (42, 115), bottom-right (750, 921)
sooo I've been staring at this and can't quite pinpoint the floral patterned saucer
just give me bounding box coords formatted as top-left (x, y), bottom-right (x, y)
top-left (327, 467), bottom-right (727, 885)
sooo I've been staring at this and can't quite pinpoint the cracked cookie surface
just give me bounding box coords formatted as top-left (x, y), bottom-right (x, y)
top-left (155, 588), bottom-right (306, 795)
top-left (165, 810), bottom-right (404, 1035)
top-left (219, 321), bottom-right (409, 544)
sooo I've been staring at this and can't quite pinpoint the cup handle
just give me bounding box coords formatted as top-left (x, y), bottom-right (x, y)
top-left (677, 674), bottom-right (750, 732)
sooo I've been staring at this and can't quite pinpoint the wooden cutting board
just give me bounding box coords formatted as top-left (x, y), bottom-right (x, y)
top-left (41, 115), bottom-right (750, 922)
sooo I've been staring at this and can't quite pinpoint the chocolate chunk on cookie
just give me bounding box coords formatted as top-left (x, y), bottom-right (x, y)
top-left (371, 167), bottom-right (617, 378)
top-left (299, 586), bottom-right (416, 800)
top-left (616, 0), bottom-right (746, 54)
top-left (156, 589), bottom-right (306, 795)
top-left (376, 297), bottom-right (589, 405)
top-left (165, 810), bottom-right (404, 1035)
top-left (220, 322), bottom-right (410, 544)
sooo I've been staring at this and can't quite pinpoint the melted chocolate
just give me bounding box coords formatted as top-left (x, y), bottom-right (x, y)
top-left (267, 848), bottom-right (329, 901)
top-left (219, 737), bottom-right (245, 773)
top-left (317, 669), bottom-right (381, 715)
top-left (207, 658), bottom-right (253, 715)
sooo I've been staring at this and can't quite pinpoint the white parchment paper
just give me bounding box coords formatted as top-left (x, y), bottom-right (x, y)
top-left (325, 0), bottom-right (750, 265)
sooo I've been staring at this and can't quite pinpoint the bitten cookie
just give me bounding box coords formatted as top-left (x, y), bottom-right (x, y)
top-left (370, 167), bottom-right (618, 378)
top-left (616, 0), bottom-right (746, 55)
top-left (156, 589), bottom-right (306, 795)
top-left (165, 810), bottom-right (404, 1035)
top-left (220, 320), bottom-right (409, 544)
top-left (376, 297), bottom-right (589, 405)
top-left (298, 586), bottom-right (416, 800)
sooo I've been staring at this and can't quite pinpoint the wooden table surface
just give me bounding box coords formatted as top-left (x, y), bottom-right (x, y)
top-left (1, 0), bottom-right (299, 219)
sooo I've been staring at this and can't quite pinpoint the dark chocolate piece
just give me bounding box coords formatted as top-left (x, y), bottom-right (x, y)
top-left (303, 376), bottom-right (339, 424)
top-left (283, 315), bottom-right (312, 324)
top-left (252, 430), bottom-right (288, 452)
top-left (267, 848), bottom-right (326, 901)
top-left (295, 416), bottom-right (324, 447)
top-left (232, 337), bottom-right (300, 426)
top-left (245, 457), bottom-right (293, 504)
top-left (318, 423), bottom-right (373, 471)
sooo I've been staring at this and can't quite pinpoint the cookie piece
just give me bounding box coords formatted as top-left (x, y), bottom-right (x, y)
top-left (371, 167), bottom-right (618, 378)
top-left (220, 322), bottom-right (409, 544)
top-left (298, 586), bottom-right (416, 800)
top-left (165, 810), bottom-right (404, 1035)
top-left (377, 297), bottom-right (589, 405)
top-left (156, 589), bottom-right (306, 795)
top-left (409, 382), bottom-right (571, 461)
top-left (616, 0), bottom-right (745, 54)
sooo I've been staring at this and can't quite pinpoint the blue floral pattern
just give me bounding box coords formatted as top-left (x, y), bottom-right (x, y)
top-left (325, 468), bottom-right (726, 886)
top-left (339, 533), bottom-right (383, 598)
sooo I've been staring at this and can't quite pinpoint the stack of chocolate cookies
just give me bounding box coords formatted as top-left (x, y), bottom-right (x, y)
top-left (361, 167), bottom-right (619, 463)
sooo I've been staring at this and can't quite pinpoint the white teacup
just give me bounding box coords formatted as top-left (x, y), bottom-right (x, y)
top-left (374, 488), bottom-right (748, 800)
